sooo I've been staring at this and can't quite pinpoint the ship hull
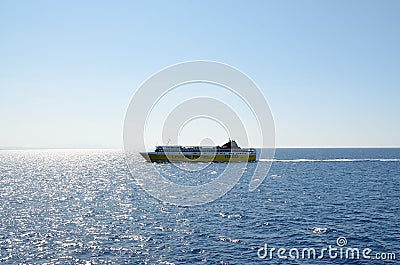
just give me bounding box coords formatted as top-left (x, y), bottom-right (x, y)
top-left (140, 152), bottom-right (256, 162)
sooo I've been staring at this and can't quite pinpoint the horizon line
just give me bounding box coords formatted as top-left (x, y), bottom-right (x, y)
top-left (1, 146), bottom-right (400, 151)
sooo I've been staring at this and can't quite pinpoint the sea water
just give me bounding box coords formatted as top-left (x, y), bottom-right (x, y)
top-left (0, 148), bottom-right (399, 264)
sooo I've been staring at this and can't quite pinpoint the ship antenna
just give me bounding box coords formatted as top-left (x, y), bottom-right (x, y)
top-left (167, 138), bottom-right (171, 146)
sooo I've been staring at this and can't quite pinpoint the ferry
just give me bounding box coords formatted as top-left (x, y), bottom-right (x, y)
top-left (140, 139), bottom-right (256, 162)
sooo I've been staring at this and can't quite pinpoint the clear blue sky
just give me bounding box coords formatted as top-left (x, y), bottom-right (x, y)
top-left (1, 0), bottom-right (399, 148)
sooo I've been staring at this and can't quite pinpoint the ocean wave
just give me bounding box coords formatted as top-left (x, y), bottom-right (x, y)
top-left (259, 158), bottom-right (400, 162)
top-left (310, 227), bottom-right (328, 234)
top-left (218, 236), bottom-right (240, 243)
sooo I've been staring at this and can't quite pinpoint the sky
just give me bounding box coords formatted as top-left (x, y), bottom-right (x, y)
top-left (1, 0), bottom-right (399, 148)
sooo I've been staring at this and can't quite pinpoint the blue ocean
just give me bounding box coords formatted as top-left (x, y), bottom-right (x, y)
top-left (0, 148), bottom-right (399, 264)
